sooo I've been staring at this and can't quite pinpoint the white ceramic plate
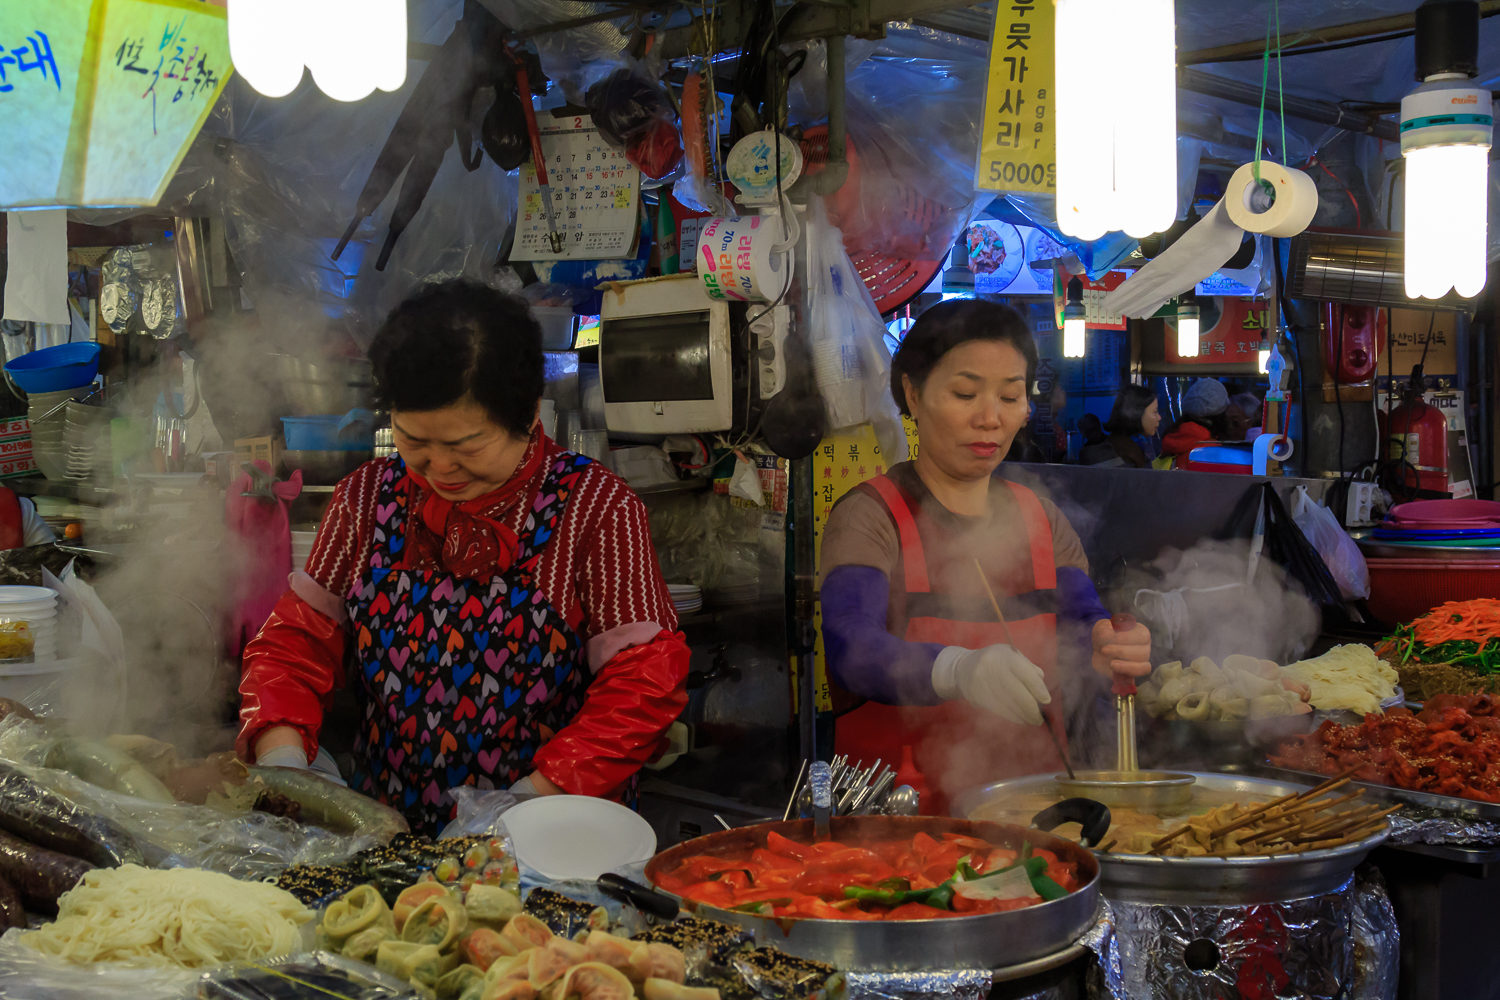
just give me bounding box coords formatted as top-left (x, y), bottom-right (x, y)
top-left (502, 794), bottom-right (656, 880)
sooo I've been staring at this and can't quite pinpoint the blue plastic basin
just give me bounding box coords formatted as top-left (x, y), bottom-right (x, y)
top-left (282, 415), bottom-right (374, 451)
top-left (5, 342), bottom-right (101, 394)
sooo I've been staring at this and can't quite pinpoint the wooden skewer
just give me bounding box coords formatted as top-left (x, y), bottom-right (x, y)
top-left (1238, 819), bottom-right (1304, 846)
top-left (1266, 790), bottom-right (1363, 822)
top-left (1299, 802), bottom-right (1391, 839)
top-left (1150, 823), bottom-right (1198, 853)
top-left (1303, 805), bottom-right (1401, 841)
top-left (1204, 768), bottom-right (1363, 840)
top-left (1099, 839), bottom-right (1117, 853)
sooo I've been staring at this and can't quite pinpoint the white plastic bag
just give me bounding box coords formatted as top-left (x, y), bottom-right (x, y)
top-left (804, 197), bottom-right (909, 464)
top-left (1290, 486), bottom-right (1371, 601)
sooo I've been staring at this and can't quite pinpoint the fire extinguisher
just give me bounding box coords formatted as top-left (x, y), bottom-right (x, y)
top-left (1378, 364), bottom-right (1449, 497)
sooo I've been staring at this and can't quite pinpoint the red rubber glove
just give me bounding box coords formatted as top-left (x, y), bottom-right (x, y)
top-left (533, 630), bottom-right (690, 797)
top-left (236, 590), bottom-right (347, 762)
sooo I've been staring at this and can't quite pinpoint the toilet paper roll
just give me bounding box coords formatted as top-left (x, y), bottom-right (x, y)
top-left (698, 216), bottom-right (792, 303)
top-left (1224, 162), bottom-right (1320, 238)
top-left (1103, 200), bottom-right (1246, 320)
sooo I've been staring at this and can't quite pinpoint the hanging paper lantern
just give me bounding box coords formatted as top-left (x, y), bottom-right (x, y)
top-left (228, 0), bottom-right (406, 103)
top-left (0, 0), bottom-right (232, 210)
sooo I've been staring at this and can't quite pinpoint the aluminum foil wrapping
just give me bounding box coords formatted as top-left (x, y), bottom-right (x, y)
top-left (1349, 868), bottom-right (1399, 1000)
top-left (1387, 810), bottom-right (1500, 847)
top-left (1090, 876), bottom-right (1399, 1000)
top-left (844, 970), bottom-right (992, 1000)
top-left (841, 907), bottom-right (1114, 1000)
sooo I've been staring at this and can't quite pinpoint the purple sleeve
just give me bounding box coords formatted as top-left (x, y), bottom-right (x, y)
top-left (821, 565), bottom-right (946, 706)
top-left (1057, 567), bottom-right (1111, 626)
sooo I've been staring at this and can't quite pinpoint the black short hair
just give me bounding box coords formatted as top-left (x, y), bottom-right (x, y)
top-left (890, 299), bottom-right (1038, 417)
top-left (369, 279), bottom-right (544, 438)
top-left (1079, 412), bottom-right (1105, 444)
top-left (1105, 383), bottom-right (1158, 435)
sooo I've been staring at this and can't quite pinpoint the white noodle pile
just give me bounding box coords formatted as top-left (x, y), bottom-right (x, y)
top-left (23, 865), bottom-right (312, 968)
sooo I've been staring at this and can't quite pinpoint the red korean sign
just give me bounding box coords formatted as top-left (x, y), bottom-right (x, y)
top-left (1168, 297), bottom-right (1271, 364)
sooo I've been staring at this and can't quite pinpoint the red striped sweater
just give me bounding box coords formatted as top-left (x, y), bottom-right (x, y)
top-left (304, 434), bottom-right (678, 663)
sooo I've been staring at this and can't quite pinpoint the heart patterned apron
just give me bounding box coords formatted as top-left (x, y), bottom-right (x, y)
top-left (346, 454), bottom-right (595, 835)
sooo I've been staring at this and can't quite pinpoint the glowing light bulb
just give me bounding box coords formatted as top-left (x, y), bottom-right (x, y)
top-left (230, 0), bottom-right (407, 102)
top-left (1063, 315), bottom-right (1086, 358)
top-left (1175, 303), bottom-right (1200, 359)
top-left (1055, 0), bottom-right (1177, 241)
top-left (1258, 347), bottom-right (1271, 374)
top-left (229, 0), bottom-right (305, 98)
top-left (1404, 143), bottom-right (1489, 299)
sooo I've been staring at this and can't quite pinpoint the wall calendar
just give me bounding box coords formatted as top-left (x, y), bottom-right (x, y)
top-left (511, 111), bottom-right (640, 261)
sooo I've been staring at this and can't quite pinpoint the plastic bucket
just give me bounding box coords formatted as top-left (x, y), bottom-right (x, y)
top-left (5, 343), bottom-right (101, 394)
top-left (281, 416), bottom-right (373, 451)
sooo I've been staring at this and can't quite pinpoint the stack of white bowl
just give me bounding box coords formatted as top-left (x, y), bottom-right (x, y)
top-left (291, 531), bottom-right (317, 572)
top-left (63, 402), bottom-right (109, 481)
top-left (667, 584), bottom-right (702, 616)
top-left (0, 586), bottom-right (58, 663)
top-left (26, 389), bottom-right (87, 482)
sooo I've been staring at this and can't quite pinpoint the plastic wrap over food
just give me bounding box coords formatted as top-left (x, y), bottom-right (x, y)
top-left (1387, 809), bottom-right (1500, 847)
top-left (0, 931), bottom-right (200, 1000)
top-left (436, 785), bottom-right (520, 839)
top-left (1099, 877), bottom-right (1400, 1000)
top-left (0, 719), bottom-right (376, 879)
top-left (199, 950), bottom-right (421, 1000)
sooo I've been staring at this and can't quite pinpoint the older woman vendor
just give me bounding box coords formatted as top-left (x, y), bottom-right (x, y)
top-left (238, 280), bottom-right (689, 833)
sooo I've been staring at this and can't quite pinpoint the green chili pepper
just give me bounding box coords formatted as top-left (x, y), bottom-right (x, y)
top-left (959, 862), bottom-right (983, 882)
top-left (842, 886), bottom-right (908, 906)
top-left (1029, 874), bottom-right (1068, 902)
top-left (731, 899), bottom-right (788, 914)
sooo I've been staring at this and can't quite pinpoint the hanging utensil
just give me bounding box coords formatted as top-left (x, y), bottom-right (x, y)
top-left (809, 760), bottom-right (833, 842)
top-left (974, 559), bottom-right (1076, 780)
top-left (512, 59), bottom-right (564, 254)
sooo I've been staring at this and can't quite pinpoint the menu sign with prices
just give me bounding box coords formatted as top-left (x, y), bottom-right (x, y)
top-left (512, 112), bottom-right (640, 262)
top-left (1051, 268), bottom-right (1128, 331)
top-left (976, 0), bottom-right (1055, 194)
top-left (0, 0), bottom-right (230, 209)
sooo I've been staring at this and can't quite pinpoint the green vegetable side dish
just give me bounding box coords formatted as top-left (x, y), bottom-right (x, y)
top-left (841, 854), bottom-right (1063, 911)
top-left (1387, 624), bottom-right (1500, 675)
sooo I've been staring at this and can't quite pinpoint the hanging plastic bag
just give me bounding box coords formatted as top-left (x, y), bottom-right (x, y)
top-left (584, 68), bottom-right (684, 180)
top-left (804, 197), bottom-right (909, 464)
top-left (1290, 486), bottom-right (1371, 601)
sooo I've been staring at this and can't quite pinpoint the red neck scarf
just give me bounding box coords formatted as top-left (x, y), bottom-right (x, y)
top-left (404, 427), bottom-right (551, 580)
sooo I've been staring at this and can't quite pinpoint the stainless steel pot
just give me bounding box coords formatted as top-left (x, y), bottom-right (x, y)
top-left (272, 354), bottom-right (373, 416)
top-left (953, 772), bottom-right (1389, 906)
top-left (1053, 770), bottom-right (1195, 809)
top-left (642, 815), bottom-right (1100, 972)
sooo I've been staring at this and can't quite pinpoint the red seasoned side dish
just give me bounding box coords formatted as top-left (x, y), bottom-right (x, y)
top-left (652, 830), bottom-right (1081, 921)
top-left (1270, 693), bottom-right (1500, 802)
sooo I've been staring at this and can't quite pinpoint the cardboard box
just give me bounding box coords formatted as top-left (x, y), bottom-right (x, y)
top-left (233, 436), bottom-right (280, 473)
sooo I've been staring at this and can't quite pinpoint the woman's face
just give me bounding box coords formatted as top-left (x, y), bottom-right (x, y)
top-left (1141, 399), bottom-right (1161, 437)
top-left (905, 339), bottom-right (1031, 482)
top-left (392, 402), bottom-right (535, 502)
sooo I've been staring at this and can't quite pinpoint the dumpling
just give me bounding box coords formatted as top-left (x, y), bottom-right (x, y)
top-left (1208, 686), bottom-right (1249, 721)
top-left (527, 937), bottom-right (590, 989)
top-left (501, 913), bottom-right (553, 952)
top-left (643, 980), bottom-right (722, 1000)
top-left (1189, 657), bottom-right (1225, 687)
top-left (342, 926), bottom-right (395, 963)
top-left (1153, 661), bottom-right (1184, 685)
top-left (553, 963), bottom-right (637, 1000)
top-left (1249, 694), bottom-right (1292, 718)
top-left (438, 965), bottom-right (487, 1000)
top-left (463, 928), bottom-right (520, 971)
top-left (645, 943), bottom-right (687, 984)
top-left (1158, 676), bottom-right (1195, 709)
top-left (402, 894), bottom-right (469, 952)
top-left (466, 885), bottom-right (523, 929)
top-left (1177, 691), bottom-right (1210, 721)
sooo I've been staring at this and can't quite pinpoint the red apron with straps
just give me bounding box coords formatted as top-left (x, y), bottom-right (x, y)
top-left (833, 474), bottom-right (1066, 815)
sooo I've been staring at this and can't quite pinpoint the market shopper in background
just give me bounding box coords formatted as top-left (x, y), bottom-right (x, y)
top-left (817, 299), bottom-right (1152, 812)
top-left (1160, 378), bottom-right (1232, 466)
top-left (237, 280), bottom-right (689, 834)
top-left (1080, 384), bottom-right (1161, 469)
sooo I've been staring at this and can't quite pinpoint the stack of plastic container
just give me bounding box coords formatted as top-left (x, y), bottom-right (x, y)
top-left (0, 586), bottom-right (58, 663)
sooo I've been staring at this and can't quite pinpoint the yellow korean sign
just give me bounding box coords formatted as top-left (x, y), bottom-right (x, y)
top-left (975, 0), bottom-right (1055, 194)
top-left (0, 0), bottom-right (231, 209)
top-left (795, 418), bottom-right (920, 714)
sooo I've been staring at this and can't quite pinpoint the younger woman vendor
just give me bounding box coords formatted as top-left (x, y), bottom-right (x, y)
top-left (238, 281), bottom-right (689, 834)
top-left (819, 299), bottom-right (1152, 812)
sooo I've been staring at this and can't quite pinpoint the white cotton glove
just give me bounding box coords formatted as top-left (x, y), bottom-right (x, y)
top-left (931, 644), bottom-right (1051, 726)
